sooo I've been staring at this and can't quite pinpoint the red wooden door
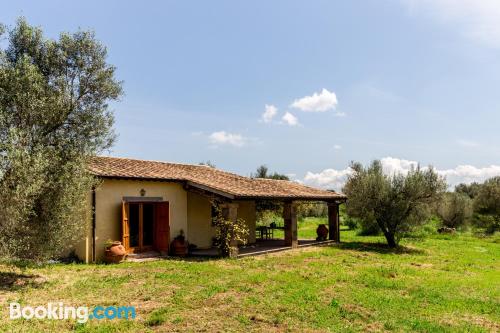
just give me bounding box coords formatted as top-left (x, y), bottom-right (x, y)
top-left (154, 202), bottom-right (170, 253)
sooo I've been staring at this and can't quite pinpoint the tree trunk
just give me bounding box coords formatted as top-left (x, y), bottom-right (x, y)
top-left (383, 231), bottom-right (397, 248)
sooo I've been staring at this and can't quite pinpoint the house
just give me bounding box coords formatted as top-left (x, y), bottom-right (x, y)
top-left (76, 156), bottom-right (346, 262)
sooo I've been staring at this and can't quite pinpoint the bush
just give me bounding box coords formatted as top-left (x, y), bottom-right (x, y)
top-left (212, 203), bottom-right (249, 257)
top-left (472, 214), bottom-right (500, 234)
top-left (342, 215), bottom-right (360, 230)
top-left (256, 210), bottom-right (282, 227)
top-left (435, 192), bottom-right (472, 229)
top-left (297, 202), bottom-right (327, 220)
top-left (473, 177), bottom-right (500, 215)
top-left (357, 218), bottom-right (381, 236)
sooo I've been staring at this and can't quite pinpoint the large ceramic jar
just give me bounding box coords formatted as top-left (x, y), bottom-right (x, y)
top-left (316, 224), bottom-right (329, 241)
top-left (104, 241), bottom-right (127, 263)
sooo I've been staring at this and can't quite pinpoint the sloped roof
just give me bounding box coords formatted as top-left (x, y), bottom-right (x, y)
top-left (89, 156), bottom-right (346, 201)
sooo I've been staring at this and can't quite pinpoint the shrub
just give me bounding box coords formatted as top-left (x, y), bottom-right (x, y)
top-left (297, 202), bottom-right (328, 220)
top-left (212, 203), bottom-right (249, 257)
top-left (342, 215), bottom-right (360, 230)
top-left (472, 214), bottom-right (500, 234)
top-left (473, 177), bottom-right (500, 215)
top-left (435, 192), bottom-right (472, 229)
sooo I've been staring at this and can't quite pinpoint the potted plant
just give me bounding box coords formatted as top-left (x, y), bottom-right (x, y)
top-left (170, 230), bottom-right (188, 256)
top-left (104, 240), bottom-right (127, 263)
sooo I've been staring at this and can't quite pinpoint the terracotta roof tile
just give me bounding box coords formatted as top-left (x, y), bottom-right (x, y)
top-left (89, 156), bottom-right (346, 201)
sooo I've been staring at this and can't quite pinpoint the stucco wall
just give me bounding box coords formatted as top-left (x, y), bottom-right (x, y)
top-left (186, 195), bottom-right (257, 248)
top-left (75, 179), bottom-right (187, 262)
top-left (186, 192), bottom-right (215, 249)
top-left (235, 200), bottom-right (256, 244)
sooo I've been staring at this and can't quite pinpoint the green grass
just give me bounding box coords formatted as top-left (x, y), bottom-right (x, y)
top-left (1, 218), bottom-right (499, 332)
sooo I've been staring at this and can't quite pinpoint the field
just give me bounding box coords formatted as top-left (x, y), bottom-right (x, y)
top-left (0, 218), bottom-right (499, 332)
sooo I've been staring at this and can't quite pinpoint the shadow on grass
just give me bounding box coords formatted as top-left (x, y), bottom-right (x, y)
top-left (0, 271), bottom-right (46, 291)
top-left (336, 241), bottom-right (425, 255)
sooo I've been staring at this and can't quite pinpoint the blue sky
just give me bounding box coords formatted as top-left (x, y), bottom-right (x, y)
top-left (2, 0), bottom-right (500, 190)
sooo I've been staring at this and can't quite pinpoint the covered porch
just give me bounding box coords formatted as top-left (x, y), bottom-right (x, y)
top-left (190, 199), bottom-right (345, 258)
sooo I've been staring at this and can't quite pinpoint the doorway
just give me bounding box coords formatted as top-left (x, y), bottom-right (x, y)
top-left (122, 201), bottom-right (170, 254)
top-left (128, 203), bottom-right (154, 252)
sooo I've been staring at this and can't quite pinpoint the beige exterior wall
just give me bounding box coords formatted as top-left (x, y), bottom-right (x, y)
top-left (235, 200), bottom-right (256, 244)
top-left (75, 179), bottom-right (187, 263)
top-left (186, 192), bottom-right (215, 249)
top-left (75, 178), bottom-right (257, 262)
top-left (186, 193), bottom-right (257, 248)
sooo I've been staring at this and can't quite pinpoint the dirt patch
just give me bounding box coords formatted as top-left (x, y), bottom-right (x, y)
top-left (363, 321), bottom-right (387, 333)
top-left (440, 314), bottom-right (500, 332)
top-left (410, 262), bottom-right (433, 268)
top-left (342, 303), bottom-right (373, 320)
top-left (0, 271), bottom-right (47, 291)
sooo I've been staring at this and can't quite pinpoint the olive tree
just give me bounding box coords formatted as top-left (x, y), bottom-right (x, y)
top-left (343, 160), bottom-right (446, 247)
top-left (472, 177), bottom-right (500, 233)
top-left (0, 18), bottom-right (122, 260)
top-left (473, 177), bottom-right (500, 215)
top-left (435, 192), bottom-right (472, 228)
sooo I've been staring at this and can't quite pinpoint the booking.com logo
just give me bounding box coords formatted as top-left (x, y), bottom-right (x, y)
top-left (9, 302), bottom-right (136, 323)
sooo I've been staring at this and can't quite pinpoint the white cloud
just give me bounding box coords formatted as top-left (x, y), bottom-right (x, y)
top-left (333, 144), bottom-right (342, 150)
top-left (402, 0), bottom-right (500, 48)
top-left (303, 157), bottom-right (500, 191)
top-left (334, 111), bottom-right (346, 117)
top-left (282, 112), bottom-right (299, 126)
top-left (290, 88), bottom-right (338, 112)
top-left (261, 104), bottom-right (278, 123)
top-left (439, 165), bottom-right (500, 188)
top-left (304, 167), bottom-right (354, 191)
top-left (208, 131), bottom-right (246, 147)
top-left (379, 157), bottom-right (419, 176)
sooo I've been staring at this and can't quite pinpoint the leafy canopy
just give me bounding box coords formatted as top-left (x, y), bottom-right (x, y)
top-left (0, 18), bottom-right (122, 260)
top-left (343, 160), bottom-right (446, 247)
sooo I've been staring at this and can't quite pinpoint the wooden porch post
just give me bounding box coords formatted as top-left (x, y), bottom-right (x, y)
top-left (327, 202), bottom-right (340, 242)
top-left (222, 203), bottom-right (239, 257)
top-left (283, 201), bottom-right (298, 248)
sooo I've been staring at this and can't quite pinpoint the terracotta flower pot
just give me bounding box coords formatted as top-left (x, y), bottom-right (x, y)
top-left (104, 241), bottom-right (127, 263)
top-left (171, 239), bottom-right (188, 257)
top-left (316, 224), bottom-right (329, 241)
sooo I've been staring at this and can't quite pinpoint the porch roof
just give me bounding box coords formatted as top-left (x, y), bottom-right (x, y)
top-left (89, 156), bottom-right (347, 201)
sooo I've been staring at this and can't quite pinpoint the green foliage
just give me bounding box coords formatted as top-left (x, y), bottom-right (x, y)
top-left (472, 214), bottom-right (500, 234)
top-left (455, 182), bottom-right (481, 199)
top-left (252, 164), bottom-right (289, 180)
top-left (296, 201), bottom-right (327, 221)
top-left (211, 202), bottom-right (249, 257)
top-left (473, 177), bottom-right (500, 215)
top-left (146, 307), bottom-right (170, 327)
top-left (435, 192), bottom-right (473, 229)
top-left (456, 177), bottom-right (500, 234)
top-left (256, 209), bottom-right (282, 227)
top-left (342, 160), bottom-right (447, 247)
top-left (342, 215), bottom-right (359, 230)
top-left (357, 218), bottom-right (381, 236)
top-left (0, 18), bottom-right (122, 261)
top-left (198, 160), bottom-right (216, 168)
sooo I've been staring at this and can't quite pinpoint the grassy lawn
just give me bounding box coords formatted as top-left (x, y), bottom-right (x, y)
top-left (1, 218), bottom-right (499, 332)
